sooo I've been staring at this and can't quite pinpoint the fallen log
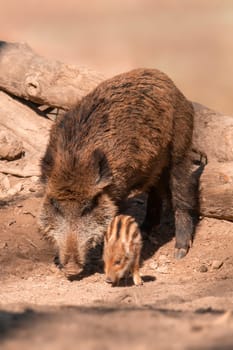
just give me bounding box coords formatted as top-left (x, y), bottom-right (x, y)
top-left (0, 42), bottom-right (233, 222)
top-left (0, 41), bottom-right (104, 110)
top-left (192, 102), bottom-right (233, 163)
top-left (199, 162), bottom-right (233, 221)
top-left (0, 41), bottom-right (232, 163)
top-left (0, 91), bottom-right (52, 177)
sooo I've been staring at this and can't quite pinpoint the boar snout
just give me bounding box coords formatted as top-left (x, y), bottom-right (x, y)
top-left (105, 276), bottom-right (113, 284)
top-left (59, 231), bottom-right (84, 280)
top-left (63, 259), bottom-right (83, 280)
top-left (105, 272), bottom-right (119, 286)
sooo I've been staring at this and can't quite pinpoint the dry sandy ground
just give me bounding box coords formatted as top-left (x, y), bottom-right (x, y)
top-left (0, 188), bottom-right (233, 349)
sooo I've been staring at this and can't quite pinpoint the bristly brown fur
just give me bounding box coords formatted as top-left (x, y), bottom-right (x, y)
top-left (39, 68), bottom-right (196, 278)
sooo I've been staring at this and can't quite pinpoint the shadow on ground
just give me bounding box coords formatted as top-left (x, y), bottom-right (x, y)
top-left (0, 306), bottom-right (232, 350)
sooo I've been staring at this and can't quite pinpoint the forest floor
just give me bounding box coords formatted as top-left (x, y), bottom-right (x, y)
top-left (0, 184), bottom-right (232, 350)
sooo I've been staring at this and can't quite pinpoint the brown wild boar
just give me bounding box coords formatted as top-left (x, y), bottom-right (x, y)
top-left (103, 215), bottom-right (143, 286)
top-left (39, 68), bottom-right (196, 279)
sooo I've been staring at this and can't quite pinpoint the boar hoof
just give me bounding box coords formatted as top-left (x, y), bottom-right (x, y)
top-left (134, 277), bottom-right (143, 286)
top-left (63, 266), bottom-right (83, 281)
top-left (174, 247), bottom-right (188, 260)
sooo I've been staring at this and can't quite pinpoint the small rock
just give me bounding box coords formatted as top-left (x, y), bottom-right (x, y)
top-left (31, 176), bottom-right (39, 183)
top-left (7, 182), bottom-right (23, 196)
top-left (0, 174), bottom-right (10, 192)
top-left (158, 254), bottom-right (167, 261)
top-left (158, 254), bottom-right (171, 264)
top-left (149, 261), bottom-right (158, 270)
top-left (199, 264), bottom-right (208, 273)
top-left (29, 187), bottom-right (36, 192)
top-left (0, 242), bottom-right (8, 249)
top-left (212, 260), bottom-right (223, 270)
top-left (0, 175), bottom-right (11, 199)
top-left (156, 265), bottom-right (169, 274)
top-left (0, 130), bottom-right (24, 160)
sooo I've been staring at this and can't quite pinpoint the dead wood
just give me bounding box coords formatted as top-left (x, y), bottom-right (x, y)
top-left (192, 102), bottom-right (233, 163)
top-left (0, 41), bottom-right (104, 110)
top-left (0, 41), bottom-right (232, 164)
top-left (0, 91), bottom-right (52, 177)
top-left (0, 42), bottom-right (233, 222)
top-left (199, 162), bottom-right (233, 221)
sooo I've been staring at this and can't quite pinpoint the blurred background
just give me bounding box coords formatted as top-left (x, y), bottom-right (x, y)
top-left (0, 0), bottom-right (232, 114)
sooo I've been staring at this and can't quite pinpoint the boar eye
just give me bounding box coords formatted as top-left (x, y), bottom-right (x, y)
top-left (81, 195), bottom-right (100, 216)
top-left (114, 259), bottom-right (122, 266)
top-left (81, 203), bottom-right (92, 216)
top-left (50, 198), bottom-right (62, 214)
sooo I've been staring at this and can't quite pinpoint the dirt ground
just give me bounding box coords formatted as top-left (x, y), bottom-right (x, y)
top-left (0, 183), bottom-right (233, 349)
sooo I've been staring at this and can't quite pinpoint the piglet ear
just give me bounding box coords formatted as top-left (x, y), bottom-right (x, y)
top-left (92, 149), bottom-right (113, 188)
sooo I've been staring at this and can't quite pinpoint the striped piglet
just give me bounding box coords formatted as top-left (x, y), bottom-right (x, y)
top-left (103, 215), bottom-right (143, 286)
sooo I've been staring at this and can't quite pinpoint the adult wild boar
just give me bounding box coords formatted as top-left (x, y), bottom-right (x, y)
top-left (39, 68), bottom-right (195, 279)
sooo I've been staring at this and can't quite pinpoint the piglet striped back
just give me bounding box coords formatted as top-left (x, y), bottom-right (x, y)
top-left (106, 215), bottom-right (141, 247)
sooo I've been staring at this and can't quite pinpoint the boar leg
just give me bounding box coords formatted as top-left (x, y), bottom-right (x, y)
top-left (170, 157), bottom-right (195, 259)
top-left (132, 254), bottom-right (143, 286)
top-left (141, 186), bottom-right (162, 233)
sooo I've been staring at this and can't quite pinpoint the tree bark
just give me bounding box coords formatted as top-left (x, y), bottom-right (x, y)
top-left (199, 162), bottom-right (233, 221)
top-left (0, 41), bottom-right (104, 110)
top-left (192, 102), bottom-right (233, 163)
top-left (0, 41), bottom-right (233, 221)
top-left (0, 41), bottom-right (232, 165)
top-left (0, 91), bottom-right (52, 177)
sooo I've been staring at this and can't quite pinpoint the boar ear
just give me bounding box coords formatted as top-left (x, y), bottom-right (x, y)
top-left (40, 147), bottom-right (54, 183)
top-left (92, 149), bottom-right (112, 188)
